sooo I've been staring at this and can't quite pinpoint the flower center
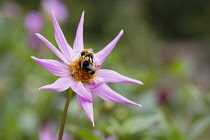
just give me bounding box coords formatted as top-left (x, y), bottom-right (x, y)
top-left (70, 49), bottom-right (97, 82)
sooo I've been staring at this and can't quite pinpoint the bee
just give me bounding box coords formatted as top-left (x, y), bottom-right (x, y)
top-left (79, 60), bottom-right (97, 75)
top-left (80, 49), bottom-right (94, 62)
top-left (79, 49), bottom-right (97, 75)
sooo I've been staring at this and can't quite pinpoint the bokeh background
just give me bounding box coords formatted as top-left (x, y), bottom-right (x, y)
top-left (1, 0), bottom-right (210, 140)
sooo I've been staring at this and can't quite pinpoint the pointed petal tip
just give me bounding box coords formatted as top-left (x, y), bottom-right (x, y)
top-left (35, 33), bottom-right (43, 40)
top-left (38, 88), bottom-right (42, 90)
top-left (132, 80), bottom-right (143, 85)
top-left (92, 122), bottom-right (95, 127)
top-left (118, 30), bottom-right (124, 36)
top-left (138, 104), bottom-right (142, 107)
top-left (81, 11), bottom-right (85, 19)
top-left (31, 56), bottom-right (39, 61)
top-left (120, 29), bottom-right (124, 34)
top-left (35, 33), bottom-right (40, 36)
top-left (81, 11), bottom-right (85, 21)
top-left (139, 81), bottom-right (144, 85)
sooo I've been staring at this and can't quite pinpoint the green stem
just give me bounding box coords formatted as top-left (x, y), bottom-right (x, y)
top-left (58, 89), bottom-right (73, 140)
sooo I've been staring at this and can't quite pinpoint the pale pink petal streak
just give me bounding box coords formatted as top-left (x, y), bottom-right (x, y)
top-left (96, 30), bottom-right (123, 64)
top-left (36, 33), bottom-right (68, 63)
top-left (97, 69), bottom-right (143, 85)
top-left (71, 81), bottom-right (92, 102)
top-left (31, 56), bottom-right (70, 77)
top-left (77, 95), bottom-right (94, 126)
top-left (73, 11), bottom-right (85, 52)
top-left (88, 76), bottom-right (104, 89)
top-left (91, 84), bottom-right (141, 107)
top-left (52, 11), bottom-right (72, 62)
top-left (39, 76), bottom-right (73, 92)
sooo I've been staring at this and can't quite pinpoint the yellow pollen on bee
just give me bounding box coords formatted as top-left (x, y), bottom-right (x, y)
top-left (70, 58), bottom-right (96, 82)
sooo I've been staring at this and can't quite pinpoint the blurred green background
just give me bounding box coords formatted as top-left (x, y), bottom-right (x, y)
top-left (1, 0), bottom-right (210, 140)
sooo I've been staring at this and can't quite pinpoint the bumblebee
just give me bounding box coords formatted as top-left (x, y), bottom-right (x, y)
top-left (80, 49), bottom-right (94, 62)
top-left (79, 60), bottom-right (97, 75)
top-left (79, 49), bottom-right (97, 75)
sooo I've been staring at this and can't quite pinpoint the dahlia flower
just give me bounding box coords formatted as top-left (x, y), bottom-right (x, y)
top-left (31, 11), bottom-right (143, 126)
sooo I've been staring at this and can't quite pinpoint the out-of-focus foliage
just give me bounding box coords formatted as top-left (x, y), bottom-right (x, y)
top-left (0, 0), bottom-right (210, 140)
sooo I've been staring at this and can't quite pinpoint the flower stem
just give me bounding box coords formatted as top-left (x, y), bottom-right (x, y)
top-left (58, 89), bottom-right (73, 140)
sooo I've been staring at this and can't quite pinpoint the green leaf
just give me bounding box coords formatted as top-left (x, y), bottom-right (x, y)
top-left (123, 113), bottom-right (161, 134)
top-left (187, 116), bottom-right (210, 140)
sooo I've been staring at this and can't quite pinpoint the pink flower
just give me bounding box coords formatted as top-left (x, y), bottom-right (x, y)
top-left (25, 11), bottom-right (43, 51)
top-left (42, 0), bottom-right (68, 23)
top-left (39, 121), bottom-right (71, 140)
top-left (31, 11), bottom-right (143, 126)
top-left (25, 11), bottom-right (43, 33)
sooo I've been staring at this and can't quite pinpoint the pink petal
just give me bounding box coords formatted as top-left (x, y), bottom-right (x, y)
top-left (71, 81), bottom-right (92, 102)
top-left (31, 56), bottom-right (70, 77)
top-left (97, 69), bottom-right (143, 85)
top-left (93, 57), bottom-right (101, 68)
top-left (52, 11), bottom-right (72, 62)
top-left (91, 84), bottom-right (141, 107)
top-left (39, 76), bottom-right (74, 92)
top-left (96, 30), bottom-right (123, 64)
top-left (73, 11), bottom-right (85, 52)
top-left (87, 76), bottom-right (104, 89)
top-left (35, 33), bottom-right (68, 64)
top-left (77, 94), bottom-right (94, 126)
